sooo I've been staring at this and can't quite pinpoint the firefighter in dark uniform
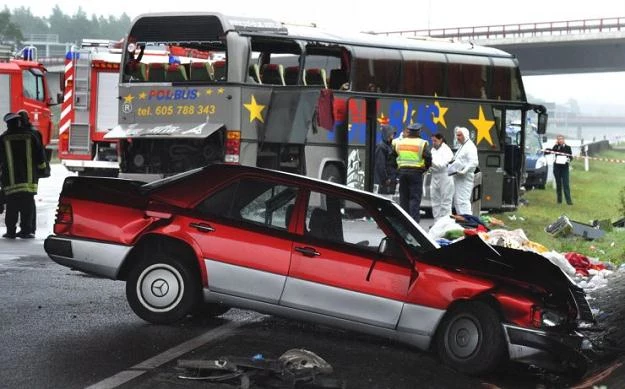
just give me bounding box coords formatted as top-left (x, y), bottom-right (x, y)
top-left (17, 110), bottom-right (50, 235)
top-left (0, 112), bottom-right (48, 239)
top-left (393, 122), bottom-right (431, 223)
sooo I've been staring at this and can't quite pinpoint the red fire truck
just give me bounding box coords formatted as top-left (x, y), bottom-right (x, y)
top-left (0, 46), bottom-right (58, 157)
top-left (58, 40), bottom-right (122, 176)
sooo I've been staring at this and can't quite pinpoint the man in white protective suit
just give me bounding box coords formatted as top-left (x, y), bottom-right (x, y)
top-left (448, 126), bottom-right (478, 216)
top-left (430, 133), bottom-right (454, 220)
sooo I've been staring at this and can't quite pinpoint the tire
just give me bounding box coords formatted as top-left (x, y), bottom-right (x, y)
top-left (436, 301), bottom-right (507, 375)
top-left (126, 254), bottom-right (200, 324)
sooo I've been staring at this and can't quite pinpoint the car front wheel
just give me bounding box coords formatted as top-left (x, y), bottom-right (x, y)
top-left (436, 301), bottom-right (507, 375)
top-left (126, 256), bottom-right (200, 324)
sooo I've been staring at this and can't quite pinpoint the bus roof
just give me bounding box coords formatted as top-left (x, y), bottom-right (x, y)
top-left (130, 12), bottom-right (514, 59)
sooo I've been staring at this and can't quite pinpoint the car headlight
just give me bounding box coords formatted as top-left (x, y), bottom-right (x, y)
top-left (535, 156), bottom-right (546, 170)
top-left (532, 306), bottom-right (566, 328)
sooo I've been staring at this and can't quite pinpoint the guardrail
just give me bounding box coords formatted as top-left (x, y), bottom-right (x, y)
top-left (376, 16), bottom-right (625, 40)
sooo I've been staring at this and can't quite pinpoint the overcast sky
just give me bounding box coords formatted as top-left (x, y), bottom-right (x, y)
top-left (4, 0), bottom-right (625, 110)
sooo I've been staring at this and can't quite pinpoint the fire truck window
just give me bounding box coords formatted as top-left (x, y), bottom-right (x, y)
top-left (22, 69), bottom-right (44, 102)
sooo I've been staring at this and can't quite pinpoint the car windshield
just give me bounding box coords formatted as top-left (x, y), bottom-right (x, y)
top-left (379, 202), bottom-right (438, 252)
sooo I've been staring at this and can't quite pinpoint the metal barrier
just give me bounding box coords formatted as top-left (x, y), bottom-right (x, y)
top-left (376, 16), bottom-right (625, 41)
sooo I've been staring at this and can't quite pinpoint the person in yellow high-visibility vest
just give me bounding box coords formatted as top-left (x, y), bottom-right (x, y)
top-left (393, 123), bottom-right (431, 222)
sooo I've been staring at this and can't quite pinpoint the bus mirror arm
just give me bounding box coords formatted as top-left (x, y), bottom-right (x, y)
top-left (531, 104), bottom-right (548, 135)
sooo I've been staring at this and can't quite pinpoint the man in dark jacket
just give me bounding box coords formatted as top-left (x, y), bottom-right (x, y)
top-left (547, 134), bottom-right (573, 205)
top-left (0, 112), bottom-right (48, 239)
top-left (373, 125), bottom-right (397, 194)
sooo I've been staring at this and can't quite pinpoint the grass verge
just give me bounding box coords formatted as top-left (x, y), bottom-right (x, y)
top-left (498, 149), bottom-right (625, 266)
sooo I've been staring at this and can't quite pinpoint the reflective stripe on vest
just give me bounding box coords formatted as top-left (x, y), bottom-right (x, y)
top-left (395, 137), bottom-right (427, 168)
top-left (2, 133), bottom-right (37, 194)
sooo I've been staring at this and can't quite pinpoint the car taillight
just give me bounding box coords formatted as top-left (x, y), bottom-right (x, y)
top-left (225, 130), bottom-right (240, 163)
top-left (56, 202), bottom-right (73, 224)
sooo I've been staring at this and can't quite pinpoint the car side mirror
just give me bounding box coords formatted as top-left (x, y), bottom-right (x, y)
top-left (378, 237), bottom-right (388, 255)
top-left (378, 236), bottom-right (405, 259)
top-left (56, 92), bottom-right (64, 105)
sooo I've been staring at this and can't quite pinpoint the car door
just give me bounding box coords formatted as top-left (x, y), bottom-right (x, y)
top-left (184, 177), bottom-right (298, 304)
top-left (281, 189), bottom-right (412, 329)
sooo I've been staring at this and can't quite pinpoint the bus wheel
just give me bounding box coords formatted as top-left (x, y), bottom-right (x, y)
top-left (321, 164), bottom-right (343, 184)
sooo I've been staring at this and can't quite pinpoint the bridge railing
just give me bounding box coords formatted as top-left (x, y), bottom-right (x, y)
top-left (376, 17), bottom-right (625, 40)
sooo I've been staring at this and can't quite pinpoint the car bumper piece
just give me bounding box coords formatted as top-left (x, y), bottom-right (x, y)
top-left (504, 323), bottom-right (588, 371)
top-left (44, 235), bottom-right (131, 279)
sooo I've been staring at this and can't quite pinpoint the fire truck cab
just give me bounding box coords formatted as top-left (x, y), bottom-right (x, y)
top-left (58, 40), bottom-right (122, 176)
top-left (0, 46), bottom-right (57, 156)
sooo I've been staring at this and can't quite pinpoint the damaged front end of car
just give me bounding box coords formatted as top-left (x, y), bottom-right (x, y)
top-left (422, 236), bottom-right (595, 375)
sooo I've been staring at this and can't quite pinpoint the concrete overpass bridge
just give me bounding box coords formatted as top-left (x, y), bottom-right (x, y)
top-left (376, 17), bottom-right (625, 76)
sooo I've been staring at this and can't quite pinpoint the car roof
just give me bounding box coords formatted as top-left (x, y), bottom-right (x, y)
top-left (144, 164), bottom-right (394, 207)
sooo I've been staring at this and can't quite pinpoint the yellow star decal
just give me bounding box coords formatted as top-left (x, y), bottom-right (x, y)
top-left (243, 95), bottom-right (266, 123)
top-left (138, 92), bottom-right (147, 100)
top-left (206, 88), bottom-right (213, 95)
top-left (469, 106), bottom-right (495, 146)
top-left (433, 100), bottom-right (448, 128)
top-left (123, 94), bottom-right (134, 104)
top-left (217, 88), bottom-right (225, 94)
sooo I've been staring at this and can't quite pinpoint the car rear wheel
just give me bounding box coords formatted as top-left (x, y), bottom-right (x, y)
top-left (436, 301), bottom-right (506, 375)
top-left (126, 255), bottom-right (200, 324)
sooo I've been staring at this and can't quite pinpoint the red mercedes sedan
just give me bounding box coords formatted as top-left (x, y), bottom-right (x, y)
top-left (45, 164), bottom-right (593, 376)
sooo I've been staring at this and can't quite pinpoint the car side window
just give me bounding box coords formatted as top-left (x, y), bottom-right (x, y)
top-left (196, 178), bottom-right (298, 230)
top-left (305, 191), bottom-right (388, 251)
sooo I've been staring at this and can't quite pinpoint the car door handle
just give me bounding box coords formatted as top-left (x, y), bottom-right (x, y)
top-left (189, 222), bottom-right (215, 232)
top-left (295, 246), bottom-right (320, 257)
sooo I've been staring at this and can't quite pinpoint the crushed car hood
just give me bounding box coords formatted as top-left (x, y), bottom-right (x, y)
top-left (421, 235), bottom-right (576, 297)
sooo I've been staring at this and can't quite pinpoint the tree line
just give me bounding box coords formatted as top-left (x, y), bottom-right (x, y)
top-left (1, 6), bottom-right (131, 46)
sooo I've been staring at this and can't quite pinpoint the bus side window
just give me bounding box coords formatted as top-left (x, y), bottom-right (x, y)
top-left (401, 50), bottom-right (446, 96)
top-left (329, 69), bottom-right (348, 90)
top-left (351, 47), bottom-right (401, 93)
top-left (446, 54), bottom-right (489, 99)
top-left (261, 64), bottom-right (285, 86)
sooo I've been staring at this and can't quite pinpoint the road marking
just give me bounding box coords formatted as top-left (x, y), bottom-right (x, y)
top-left (85, 318), bottom-right (251, 389)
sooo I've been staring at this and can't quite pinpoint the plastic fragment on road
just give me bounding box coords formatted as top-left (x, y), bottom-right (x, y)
top-left (177, 348), bottom-right (345, 388)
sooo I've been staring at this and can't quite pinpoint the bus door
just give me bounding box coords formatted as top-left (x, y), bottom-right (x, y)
top-left (345, 96), bottom-right (377, 192)
top-left (490, 107), bottom-right (523, 209)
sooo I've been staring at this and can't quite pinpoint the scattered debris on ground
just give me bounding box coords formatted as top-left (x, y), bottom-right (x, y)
top-left (177, 348), bottom-right (346, 388)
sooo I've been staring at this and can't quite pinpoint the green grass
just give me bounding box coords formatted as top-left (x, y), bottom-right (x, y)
top-left (499, 149), bottom-right (625, 266)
